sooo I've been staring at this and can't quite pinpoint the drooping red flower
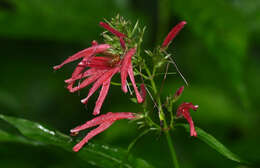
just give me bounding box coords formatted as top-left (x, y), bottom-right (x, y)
top-left (53, 43), bottom-right (110, 70)
top-left (100, 22), bottom-right (126, 38)
top-left (100, 21), bottom-right (126, 49)
top-left (70, 112), bottom-right (136, 152)
top-left (174, 86), bottom-right (184, 100)
top-left (54, 40), bottom-right (143, 115)
top-left (177, 102), bottom-right (198, 137)
top-left (140, 83), bottom-right (146, 102)
top-left (161, 21), bottom-right (187, 48)
top-left (120, 48), bottom-right (143, 103)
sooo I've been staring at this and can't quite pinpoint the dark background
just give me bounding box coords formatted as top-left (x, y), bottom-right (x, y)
top-left (0, 0), bottom-right (260, 167)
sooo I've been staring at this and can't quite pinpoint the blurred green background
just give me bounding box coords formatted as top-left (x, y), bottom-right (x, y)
top-left (0, 0), bottom-right (260, 167)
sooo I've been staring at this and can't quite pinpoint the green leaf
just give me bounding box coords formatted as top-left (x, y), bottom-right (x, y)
top-left (0, 114), bottom-right (154, 168)
top-left (176, 123), bottom-right (250, 164)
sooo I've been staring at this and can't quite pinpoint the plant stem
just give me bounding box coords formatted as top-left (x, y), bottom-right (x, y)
top-left (144, 62), bottom-right (179, 168)
top-left (165, 130), bottom-right (180, 168)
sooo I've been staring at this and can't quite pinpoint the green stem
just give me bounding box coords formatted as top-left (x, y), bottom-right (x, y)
top-left (165, 130), bottom-right (180, 168)
top-left (144, 62), bottom-right (179, 168)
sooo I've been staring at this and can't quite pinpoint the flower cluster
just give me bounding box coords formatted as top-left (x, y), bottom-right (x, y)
top-left (54, 19), bottom-right (145, 151)
top-left (177, 102), bottom-right (198, 136)
top-left (70, 112), bottom-right (137, 152)
top-left (54, 16), bottom-right (198, 152)
top-left (54, 25), bottom-right (143, 116)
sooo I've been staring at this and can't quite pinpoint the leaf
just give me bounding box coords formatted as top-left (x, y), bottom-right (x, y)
top-left (0, 114), bottom-right (154, 168)
top-left (176, 123), bottom-right (250, 164)
top-left (128, 129), bottom-right (152, 152)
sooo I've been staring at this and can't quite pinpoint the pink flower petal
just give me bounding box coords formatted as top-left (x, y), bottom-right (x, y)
top-left (70, 112), bottom-right (113, 133)
top-left (64, 58), bottom-right (90, 88)
top-left (73, 121), bottom-right (114, 152)
top-left (92, 40), bottom-right (98, 46)
top-left (119, 37), bottom-right (126, 49)
top-left (177, 102), bottom-right (198, 137)
top-left (99, 22), bottom-right (126, 38)
top-left (120, 48), bottom-right (136, 93)
top-left (128, 63), bottom-right (143, 103)
top-left (161, 21), bottom-right (187, 48)
top-left (86, 57), bottom-right (112, 68)
top-left (140, 83), bottom-right (146, 102)
top-left (183, 111), bottom-right (197, 137)
top-left (107, 112), bottom-right (136, 121)
top-left (70, 112), bottom-right (136, 134)
top-left (65, 68), bottom-right (104, 84)
top-left (71, 112), bottom-right (136, 152)
top-left (174, 86), bottom-right (184, 100)
top-left (53, 44), bottom-right (110, 70)
top-left (93, 79), bottom-right (112, 116)
top-left (69, 72), bottom-right (104, 93)
top-left (81, 67), bottom-right (119, 104)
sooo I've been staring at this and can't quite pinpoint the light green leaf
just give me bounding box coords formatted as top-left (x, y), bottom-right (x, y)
top-left (176, 123), bottom-right (250, 164)
top-left (0, 114), bottom-right (154, 168)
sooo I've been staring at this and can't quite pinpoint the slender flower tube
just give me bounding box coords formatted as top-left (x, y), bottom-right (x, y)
top-left (120, 48), bottom-right (143, 103)
top-left (53, 44), bottom-right (110, 70)
top-left (140, 83), bottom-right (146, 101)
top-left (71, 112), bottom-right (136, 152)
top-left (174, 86), bottom-right (184, 101)
top-left (99, 22), bottom-right (126, 38)
top-left (161, 21), bottom-right (187, 48)
top-left (177, 102), bottom-right (198, 137)
top-left (100, 21), bottom-right (127, 49)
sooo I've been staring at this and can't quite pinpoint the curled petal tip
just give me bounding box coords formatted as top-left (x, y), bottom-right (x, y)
top-left (122, 86), bottom-right (128, 93)
top-left (161, 21), bottom-right (187, 48)
top-left (92, 40), bottom-right (98, 46)
top-left (73, 144), bottom-right (82, 152)
top-left (67, 87), bottom-right (75, 93)
top-left (64, 79), bottom-right (71, 83)
top-left (81, 98), bottom-right (88, 104)
top-left (53, 65), bottom-right (62, 71)
top-left (181, 21), bottom-right (187, 25)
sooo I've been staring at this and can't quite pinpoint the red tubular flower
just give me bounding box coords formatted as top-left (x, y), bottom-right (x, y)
top-left (174, 86), bottom-right (184, 100)
top-left (53, 44), bottom-right (110, 70)
top-left (100, 21), bottom-right (127, 49)
top-left (161, 21), bottom-right (187, 48)
top-left (177, 102), bottom-right (198, 137)
top-left (67, 57), bottom-right (120, 116)
top-left (119, 37), bottom-right (126, 49)
top-left (54, 41), bottom-right (120, 115)
top-left (99, 22), bottom-right (126, 38)
top-left (55, 22), bottom-right (144, 115)
top-left (120, 48), bottom-right (143, 103)
top-left (70, 112), bottom-right (136, 152)
top-left (140, 83), bottom-right (146, 101)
